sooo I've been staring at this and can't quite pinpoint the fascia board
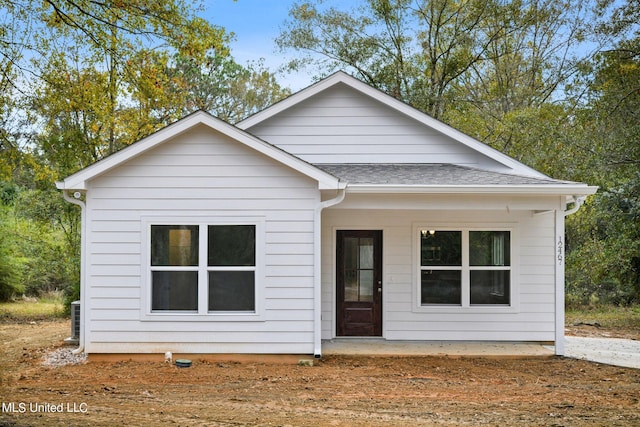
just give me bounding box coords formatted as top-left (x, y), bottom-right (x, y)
top-left (345, 184), bottom-right (599, 196)
top-left (58, 111), bottom-right (341, 191)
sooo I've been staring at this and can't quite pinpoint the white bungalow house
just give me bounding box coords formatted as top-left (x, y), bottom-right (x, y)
top-left (56, 72), bottom-right (596, 358)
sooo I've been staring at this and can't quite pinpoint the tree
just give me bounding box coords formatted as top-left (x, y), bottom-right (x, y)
top-left (565, 39), bottom-right (640, 304)
top-left (128, 52), bottom-right (291, 126)
top-left (277, 0), bottom-right (591, 122)
top-left (0, 190), bottom-right (25, 301)
top-left (175, 56), bottom-right (292, 124)
top-left (595, 0), bottom-right (640, 39)
top-left (36, 1), bottom-right (228, 154)
top-left (0, 0), bottom-right (232, 304)
top-left (448, 0), bottom-right (591, 157)
top-left (0, 0), bottom-right (228, 85)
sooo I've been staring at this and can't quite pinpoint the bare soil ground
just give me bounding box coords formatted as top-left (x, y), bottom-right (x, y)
top-left (1, 320), bottom-right (639, 426)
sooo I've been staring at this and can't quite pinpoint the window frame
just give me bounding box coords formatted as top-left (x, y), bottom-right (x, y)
top-left (140, 216), bottom-right (265, 322)
top-left (412, 223), bottom-right (519, 314)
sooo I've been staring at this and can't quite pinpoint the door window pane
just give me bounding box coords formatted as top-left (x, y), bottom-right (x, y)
top-left (421, 270), bottom-right (461, 304)
top-left (152, 271), bottom-right (198, 310)
top-left (359, 270), bottom-right (374, 302)
top-left (344, 237), bottom-right (358, 270)
top-left (359, 238), bottom-right (374, 269)
top-left (151, 225), bottom-right (199, 266)
top-left (344, 270), bottom-right (358, 301)
top-left (343, 237), bottom-right (375, 302)
top-left (209, 271), bottom-right (255, 311)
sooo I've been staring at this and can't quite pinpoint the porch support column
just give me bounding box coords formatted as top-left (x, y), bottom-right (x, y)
top-left (554, 202), bottom-right (566, 356)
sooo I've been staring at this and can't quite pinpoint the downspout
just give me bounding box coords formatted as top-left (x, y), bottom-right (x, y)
top-left (62, 190), bottom-right (86, 355)
top-left (313, 187), bottom-right (346, 358)
top-left (564, 196), bottom-right (586, 217)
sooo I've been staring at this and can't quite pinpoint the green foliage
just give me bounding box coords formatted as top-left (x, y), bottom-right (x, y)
top-left (563, 33), bottom-right (640, 306)
top-left (277, 0), bottom-right (590, 120)
top-left (0, 291), bottom-right (65, 320)
top-left (0, 206), bottom-right (26, 301)
top-left (0, 0), bottom-right (288, 308)
top-left (566, 177), bottom-right (640, 306)
top-left (566, 305), bottom-right (640, 332)
top-left (0, 176), bottom-right (80, 303)
top-left (13, 189), bottom-right (76, 295)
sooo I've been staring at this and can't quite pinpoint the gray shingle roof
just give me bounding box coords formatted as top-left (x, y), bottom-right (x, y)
top-left (313, 164), bottom-right (578, 186)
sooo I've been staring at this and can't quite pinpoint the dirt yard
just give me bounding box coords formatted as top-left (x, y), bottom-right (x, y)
top-left (1, 320), bottom-right (639, 426)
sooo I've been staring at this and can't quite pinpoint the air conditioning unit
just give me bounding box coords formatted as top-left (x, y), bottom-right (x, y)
top-left (65, 301), bottom-right (80, 344)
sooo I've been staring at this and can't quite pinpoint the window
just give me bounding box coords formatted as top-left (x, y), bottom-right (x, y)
top-left (208, 225), bottom-right (256, 312)
top-left (151, 225), bottom-right (199, 311)
top-left (469, 231), bottom-right (510, 305)
top-left (419, 229), bottom-right (511, 307)
top-left (148, 222), bottom-right (257, 314)
top-left (420, 231), bottom-right (461, 305)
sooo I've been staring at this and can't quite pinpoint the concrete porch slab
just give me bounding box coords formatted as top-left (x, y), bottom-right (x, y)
top-left (321, 339), bottom-right (556, 358)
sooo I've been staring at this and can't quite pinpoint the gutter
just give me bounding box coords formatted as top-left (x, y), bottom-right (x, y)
top-left (313, 187), bottom-right (346, 358)
top-left (61, 189), bottom-right (86, 355)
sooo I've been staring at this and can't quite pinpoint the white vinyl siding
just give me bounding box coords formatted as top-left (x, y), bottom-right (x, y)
top-left (321, 203), bottom-right (559, 342)
top-left (84, 124), bottom-right (319, 354)
top-left (245, 84), bottom-right (509, 171)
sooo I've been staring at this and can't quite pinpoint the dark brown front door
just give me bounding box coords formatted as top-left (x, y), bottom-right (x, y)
top-left (336, 230), bottom-right (382, 336)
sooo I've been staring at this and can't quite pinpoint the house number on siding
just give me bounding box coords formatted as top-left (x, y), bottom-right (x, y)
top-left (557, 235), bottom-right (564, 265)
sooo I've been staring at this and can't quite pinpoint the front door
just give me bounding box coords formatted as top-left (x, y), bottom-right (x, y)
top-left (336, 230), bottom-right (382, 336)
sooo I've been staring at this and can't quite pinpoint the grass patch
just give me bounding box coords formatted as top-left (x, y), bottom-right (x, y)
top-left (566, 305), bottom-right (640, 332)
top-left (0, 292), bottom-right (66, 321)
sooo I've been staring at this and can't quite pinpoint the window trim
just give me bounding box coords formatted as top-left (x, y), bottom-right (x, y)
top-left (412, 223), bottom-right (520, 314)
top-left (140, 216), bottom-right (265, 322)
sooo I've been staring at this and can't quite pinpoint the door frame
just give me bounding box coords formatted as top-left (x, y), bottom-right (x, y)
top-left (335, 229), bottom-right (383, 337)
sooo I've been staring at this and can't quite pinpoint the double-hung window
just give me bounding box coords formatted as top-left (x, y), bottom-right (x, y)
top-left (208, 225), bottom-right (256, 311)
top-left (419, 228), bottom-right (512, 307)
top-left (151, 225), bottom-right (199, 311)
top-left (148, 222), bottom-right (258, 315)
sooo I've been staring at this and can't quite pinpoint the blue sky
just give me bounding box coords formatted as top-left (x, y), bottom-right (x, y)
top-left (203, 0), bottom-right (353, 90)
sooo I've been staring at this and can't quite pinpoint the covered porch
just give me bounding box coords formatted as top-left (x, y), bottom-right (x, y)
top-left (322, 338), bottom-right (555, 358)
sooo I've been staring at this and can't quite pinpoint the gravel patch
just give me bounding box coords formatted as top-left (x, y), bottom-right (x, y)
top-left (42, 347), bottom-right (88, 367)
